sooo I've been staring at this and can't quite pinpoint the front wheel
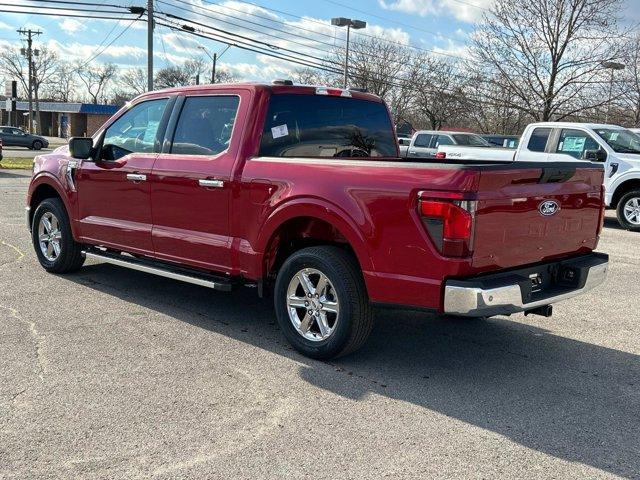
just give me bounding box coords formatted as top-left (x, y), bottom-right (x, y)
top-left (616, 189), bottom-right (640, 231)
top-left (32, 198), bottom-right (85, 273)
top-left (32, 140), bottom-right (43, 150)
top-left (274, 246), bottom-right (373, 359)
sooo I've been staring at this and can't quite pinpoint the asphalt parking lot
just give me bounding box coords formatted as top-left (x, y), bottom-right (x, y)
top-left (1, 169), bottom-right (639, 479)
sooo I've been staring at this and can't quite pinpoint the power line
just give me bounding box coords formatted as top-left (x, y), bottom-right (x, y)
top-left (0, 9), bottom-right (131, 20)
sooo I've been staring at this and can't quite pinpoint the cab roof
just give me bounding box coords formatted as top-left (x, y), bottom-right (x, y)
top-left (138, 82), bottom-right (385, 104)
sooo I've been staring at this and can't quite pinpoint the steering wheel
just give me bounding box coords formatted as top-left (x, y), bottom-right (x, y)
top-left (334, 148), bottom-right (369, 158)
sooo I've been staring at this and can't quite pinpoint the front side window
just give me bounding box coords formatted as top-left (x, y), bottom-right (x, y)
top-left (259, 94), bottom-right (397, 158)
top-left (527, 128), bottom-right (551, 152)
top-left (413, 134), bottom-right (432, 148)
top-left (452, 134), bottom-right (490, 146)
top-left (594, 128), bottom-right (640, 154)
top-left (102, 98), bottom-right (168, 160)
top-left (556, 129), bottom-right (600, 159)
top-left (434, 135), bottom-right (454, 147)
top-left (171, 95), bottom-right (240, 155)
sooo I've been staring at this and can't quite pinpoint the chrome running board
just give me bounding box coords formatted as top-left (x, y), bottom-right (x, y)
top-left (83, 250), bottom-right (233, 292)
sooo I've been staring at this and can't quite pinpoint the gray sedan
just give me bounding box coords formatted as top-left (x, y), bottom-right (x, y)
top-left (0, 126), bottom-right (49, 150)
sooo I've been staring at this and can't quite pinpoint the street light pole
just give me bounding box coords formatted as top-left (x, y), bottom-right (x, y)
top-left (601, 60), bottom-right (625, 123)
top-left (331, 17), bottom-right (366, 89)
top-left (147, 0), bottom-right (154, 91)
top-left (198, 44), bottom-right (232, 83)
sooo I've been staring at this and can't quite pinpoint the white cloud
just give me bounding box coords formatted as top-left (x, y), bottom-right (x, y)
top-left (0, 20), bottom-right (12, 30)
top-left (379, 0), bottom-right (490, 24)
top-left (59, 18), bottom-right (86, 35)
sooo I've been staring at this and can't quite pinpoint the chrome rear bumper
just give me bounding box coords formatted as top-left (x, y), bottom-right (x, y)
top-left (443, 253), bottom-right (608, 317)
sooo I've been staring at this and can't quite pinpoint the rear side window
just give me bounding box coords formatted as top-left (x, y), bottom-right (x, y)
top-left (172, 96), bottom-right (239, 155)
top-left (413, 134), bottom-right (432, 147)
top-left (452, 134), bottom-right (489, 146)
top-left (259, 94), bottom-right (397, 158)
top-left (527, 128), bottom-right (551, 152)
top-left (556, 129), bottom-right (600, 159)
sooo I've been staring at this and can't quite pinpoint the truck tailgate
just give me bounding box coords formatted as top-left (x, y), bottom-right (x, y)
top-left (472, 163), bottom-right (604, 269)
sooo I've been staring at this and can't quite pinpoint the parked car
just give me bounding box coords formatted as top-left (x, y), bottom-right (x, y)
top-left (437, 122), bottom-right (640, 230)
top-left (630, 128), bottom-right (640, 135)
top-left (26, 83), bottom-right (608, 359)
top-left (0, 126), bottom-right (49, 150)
top-left (482, 134), bottom-right (520, 148)
top-left (406, 130), bottom-right (491, 159)
top-left (397, 136), bottom-right (411, 156)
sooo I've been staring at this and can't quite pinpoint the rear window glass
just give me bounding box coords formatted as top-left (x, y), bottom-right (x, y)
top-left (527, 128), bottom-right (551, 152)
top-left (258, 94), bottom-right (397, 158)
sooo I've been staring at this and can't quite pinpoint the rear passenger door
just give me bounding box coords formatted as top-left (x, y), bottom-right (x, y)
top-left (517, 127), bottom-right (553, 162)
top-left (407, 133), bottom-right (433, 158)
top-left (150, 93), bottom-right (244, 273)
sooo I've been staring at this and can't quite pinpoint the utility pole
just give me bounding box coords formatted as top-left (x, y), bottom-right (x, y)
top-left (211, 53), bottom-right (217, 84)
top-left (17, 28), bottom-right (41, 133)
top-left (198, 45), bottom-right (232, 84)
top-left (147, 0), bottom-right (154, 91)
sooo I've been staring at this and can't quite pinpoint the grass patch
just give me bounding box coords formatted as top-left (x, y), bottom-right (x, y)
top-left (0, 158), bottom-right (33, 170)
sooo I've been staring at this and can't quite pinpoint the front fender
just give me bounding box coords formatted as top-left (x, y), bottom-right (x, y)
top-left (28, 173), bottom-right (79, 238)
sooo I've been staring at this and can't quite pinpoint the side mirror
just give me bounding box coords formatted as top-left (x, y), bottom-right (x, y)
top-left (69, 137), bottom-right (94, 160)
top-left (583, 149), bottom-right (607, 162)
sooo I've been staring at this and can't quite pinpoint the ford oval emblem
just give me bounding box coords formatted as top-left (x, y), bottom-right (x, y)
top-left (539, 200), bottom-right (560, 216)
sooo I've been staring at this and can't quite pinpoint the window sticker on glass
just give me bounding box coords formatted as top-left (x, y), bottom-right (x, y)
top-left (271, 124), bottom-right (289, 139)
top-left (560, 136), bottom-right (586, 153)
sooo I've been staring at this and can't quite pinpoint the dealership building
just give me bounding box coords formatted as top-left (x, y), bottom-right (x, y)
top-left (0, 101), bottom-right (119, 138)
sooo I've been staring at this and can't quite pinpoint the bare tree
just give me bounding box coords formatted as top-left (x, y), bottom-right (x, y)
top-left (77, 62), bottom-right (118, 104)
top-left (155, 57), bottom-right (206, 88)
top-left (43, 61), bottom-right (76, 102)
top-left (618, 34), bottom-right (640, 127)
top-left (0, 46), bottom-right (60, 133)
top-left (120, 67), bottom-right (147, 96)
top-left (410, 55), bottom-right (470, 130)
top-left (470, 0), bottom-right (623, 122)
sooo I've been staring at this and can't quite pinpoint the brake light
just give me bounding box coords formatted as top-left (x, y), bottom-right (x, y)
top-left (316, 87), bottom-right (351, 97)
top-left (419, 196), bottom-right (475, 257)
top-left (435, 151), bottom-right (446, 159)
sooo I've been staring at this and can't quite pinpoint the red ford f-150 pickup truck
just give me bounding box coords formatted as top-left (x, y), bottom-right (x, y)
top-left (26, 82), bottom-right (608, 359)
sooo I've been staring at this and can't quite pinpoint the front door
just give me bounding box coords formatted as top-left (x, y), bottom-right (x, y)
top-left (76, 97), bottom-right (171, 255)
top-left (151, 93), bottom-right (243, 273)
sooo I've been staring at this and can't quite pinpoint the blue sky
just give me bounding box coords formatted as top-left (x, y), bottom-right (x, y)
top-left (1, 0), bottom-right (639, 84)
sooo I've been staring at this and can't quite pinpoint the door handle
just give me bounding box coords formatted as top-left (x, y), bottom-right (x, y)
top-left (126, 173), bottom-right (147, 182)
top-left (199, 179), bottom-right (224, 188)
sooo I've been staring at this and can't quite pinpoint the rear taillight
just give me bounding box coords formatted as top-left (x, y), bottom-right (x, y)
top-left (418, 195), bottom-right (476, 257)
top-left (435, 151), bottom-right (446, 159)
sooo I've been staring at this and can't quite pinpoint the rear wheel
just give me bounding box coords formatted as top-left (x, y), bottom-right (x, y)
top-left (616, 189), bottom-right (640, 231)
top-left (32, 140), bottom-right (43, 150)
top-left (32, 198), bottom-right (85, 273)
top-left (274, 246), bottom-right (373, 359)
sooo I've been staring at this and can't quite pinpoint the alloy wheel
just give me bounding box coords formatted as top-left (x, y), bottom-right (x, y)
top-left (286, 267), bottom-right (340, 342)
top-left (38, 211), bottom-right (62, 261)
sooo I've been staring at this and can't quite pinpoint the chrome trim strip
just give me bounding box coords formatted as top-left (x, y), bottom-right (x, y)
top-left (444, 261), bottom-right (608, 317)
top-left (83, 251), bottom-right (231, 291)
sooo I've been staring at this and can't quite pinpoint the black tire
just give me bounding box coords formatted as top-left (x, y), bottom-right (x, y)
top-left (32, 140), bottom-right (43, 150)
top-left (32, 198), bottom-right (85, 273)
top-left (274, 246), bottom-right (373, 359)
top-left (616, 189), bottom-right (640, 231)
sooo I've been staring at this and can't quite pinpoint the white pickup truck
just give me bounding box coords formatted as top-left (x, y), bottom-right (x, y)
top-left (435, 122), bottom-right (640, 230)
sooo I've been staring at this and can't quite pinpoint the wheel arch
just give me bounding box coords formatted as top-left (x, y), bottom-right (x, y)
top-left (258, 199), bottom-right (373, 282)
top-left (28, 176), bottom-right (74, 234)
top-left (610, 177), bottom-right (640, 208)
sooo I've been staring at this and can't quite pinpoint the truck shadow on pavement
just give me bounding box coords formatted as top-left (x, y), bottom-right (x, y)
top-left (70, 264), bottom-right (639, 479)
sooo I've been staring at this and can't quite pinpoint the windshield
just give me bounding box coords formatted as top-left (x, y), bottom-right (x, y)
top-left (594, 128), bottom-right (640, 154)
top-left (452, 134), bottom-right (491, 147)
